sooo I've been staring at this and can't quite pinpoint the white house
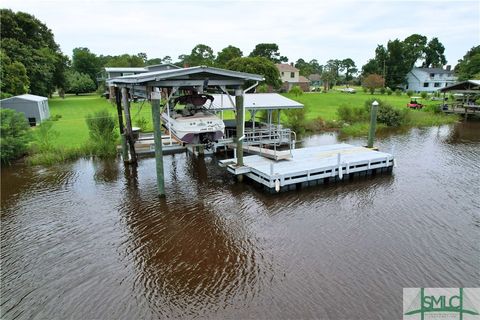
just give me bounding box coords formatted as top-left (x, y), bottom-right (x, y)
top-left (0, 94), bottom-right (50, 126)
top-left (404, 66), bottom-right (457, 92)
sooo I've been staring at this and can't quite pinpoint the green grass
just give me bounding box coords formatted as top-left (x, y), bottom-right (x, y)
top-left (27, 91), bottom-right (458, 165)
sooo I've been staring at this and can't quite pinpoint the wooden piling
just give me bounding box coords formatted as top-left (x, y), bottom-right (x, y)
top-left (151, 91), bottom-right (165, 196)
top-left (114, 87), bottom-right (128, 161)
top-left (121, 87), bottom-right (137, 164)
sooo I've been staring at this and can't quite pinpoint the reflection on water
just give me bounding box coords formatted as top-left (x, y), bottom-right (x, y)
top-left (1, 122), bottom-right (479, 319)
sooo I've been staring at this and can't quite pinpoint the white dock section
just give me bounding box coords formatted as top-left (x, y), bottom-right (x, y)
top-left (219, 144), bottom-right (394, 191)
top-left (242, 145), bottom-right (292, 160)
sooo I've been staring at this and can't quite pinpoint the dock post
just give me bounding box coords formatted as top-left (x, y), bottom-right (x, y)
top-left (367, 100), bottom-right (379, 148)
top-left (121, 87), bottom-right (137, 164)
top-left (235, 89), bottom-right (244, 167)
top-left (151, 91), bottom-right (165, 196)
top-left (114, 87), bottom-right (128, 161)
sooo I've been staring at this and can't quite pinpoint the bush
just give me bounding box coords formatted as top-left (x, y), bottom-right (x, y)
top-left (0, 109), bottom-right (31, 164)
top-left (406, 90), bottom-right (414, 97)
top-left (289, 85), bottom-right (303, 96)
top-left (85, 110), bottom-right (118, 157)
top-left (256, 84), bottom-right (269, 93)
top-left (284, 108), bottom-right (306, 134)
top-left (420, 91), bottom-right (428, 99)
top-left (386, 88), bottom-right (393, 95)
top-left (364, 99), bottom-right (409, 127)
top-left (337, 104), bottom-right (369, 123)
top-left (362, 87), bottom-right (368, 93)
top-left (380, 87), bottom-right (386, 95)
top-left (31, 121), bottom-right (59, 153)
top-left (134, 116), bottom-right (148, 131)
top-left (395, 89), bottom-right (402, 96)
top-left (369, 87), bottom-right (375, 95)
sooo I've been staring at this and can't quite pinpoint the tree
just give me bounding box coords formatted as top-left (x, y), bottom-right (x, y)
top-left (403, 34), bottom-right (427, 67)
top-left (363, 74), bottom-right (384, 94)
top-left (226, 56), bottom-right (281, 88)
top-left (249, 43), bottom-right (288, 63)
top-left (0, 51), bottom-right (29, 95)
top-left (184, 44), bottom-right (215, 66)
top-left (65, 70), bottom-right (96, 95)
top-left (321, 66), bottom-right (336, 91)
top-left (104, 54), bottom-right (144, 68)
top-left (385, 39), bottom-right (410, 88)
top-left (72, 47), bottom-right (100, 85)
top-left (0, 9), bottom-right (67, 96)
top-left (455, 45), bottom-right (480, 80)
top-left (341, 58), bottom-right (357, 82)
top-left (423, 37), bottom-right (447, 68)
top-left (216, 45), bottom-right (243, 68)
top-left (0, 109), bottom-right (31, 164)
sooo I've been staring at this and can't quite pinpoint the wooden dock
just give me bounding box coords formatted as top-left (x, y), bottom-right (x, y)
top-left (219, 144), bottom-right (394, 192)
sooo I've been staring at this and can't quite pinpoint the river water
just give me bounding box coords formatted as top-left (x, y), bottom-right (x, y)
top-left (1, 122), bottom-right (479, 319)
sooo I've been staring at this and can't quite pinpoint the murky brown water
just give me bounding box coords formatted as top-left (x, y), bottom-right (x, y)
top-left (1, 122), bottom-right (479, 319)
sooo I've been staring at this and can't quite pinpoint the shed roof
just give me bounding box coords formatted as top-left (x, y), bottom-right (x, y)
top-left (202, 93), bottom-right (303, 111)
top-left (439, 80), bottom-right (480, 93)
top-left (298, 76), bottom-right (310, 83)
top-left (1, 94), bottom-right (48, 102)
top-left (110, 66), bottom-right (264, 86)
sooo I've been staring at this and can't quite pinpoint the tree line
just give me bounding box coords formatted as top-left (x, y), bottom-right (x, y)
top-left (1, 9), bottom-right (479, 98)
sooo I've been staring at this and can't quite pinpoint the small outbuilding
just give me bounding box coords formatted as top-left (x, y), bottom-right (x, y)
top-left (0, 94), bottom-right (50, 126)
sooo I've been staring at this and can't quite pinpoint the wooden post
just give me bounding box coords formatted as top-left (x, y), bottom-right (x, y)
top-left (115, 87), bottom-right (128, 161)
top-left (235, 89), bottom-right (244, 167)
top-left (367, 100), bottom-right (379, 148)
top-left (121, 87), bottom-right (137, 164)
top-left (151, 91), bottom-right (165, 196)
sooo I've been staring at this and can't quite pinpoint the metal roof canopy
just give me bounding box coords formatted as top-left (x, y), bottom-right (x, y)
top-left (110, 66), bottom-right (264, 88)
top-left (204, 93), bottom-right (304, 111)
top-left (440, 80), bottom-right (480, 93)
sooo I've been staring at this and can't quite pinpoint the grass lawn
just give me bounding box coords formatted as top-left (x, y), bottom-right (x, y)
top-left (43, 91), bottom-right (458, 150)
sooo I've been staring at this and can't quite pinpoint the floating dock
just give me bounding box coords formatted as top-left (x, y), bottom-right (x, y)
top-left (219, 144), bottom-right (394, 192)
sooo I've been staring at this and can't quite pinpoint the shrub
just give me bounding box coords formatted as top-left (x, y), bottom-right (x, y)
top-left (337, 104), bottom-right (369, 123)
top-left (395, 89), bottom-right (402, 96)
top-left (0, 109), bottom-right (31, 164)
top-left (31, 121), bottom-right (59, 153)
top-left (284, 108), bottom-right (306, 134)
top-left (369, 87), bottom-right (375, 95)
top-left (364, 99), bottom-right (409, 127)
top-left (406, 90), bottom-right (414, 97)
top-left (386, 88), bottom-right (393, 95)
top-left (380, 87), bottom-right (386, 95)
top-left (85, 110), bottom-right (118, 157)
top-left (134, 116), bottom-right (148, 132)
top-left (362, 87), bottom-right (368, 93)
top-left (289, 85), bottom-right (303, 96)
top-left (256, 84), bottom-right (269, 93)
top-left (420, 91), bottom-right (428, 99)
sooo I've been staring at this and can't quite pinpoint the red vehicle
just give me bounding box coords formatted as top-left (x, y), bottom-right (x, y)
top-left (407, 97), bottom-right (423, 109)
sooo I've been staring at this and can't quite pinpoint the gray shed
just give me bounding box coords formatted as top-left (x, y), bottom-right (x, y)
top-left (0, 94), bottom-right (50, 126)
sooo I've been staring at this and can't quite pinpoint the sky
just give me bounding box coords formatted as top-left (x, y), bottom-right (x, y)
top-left (2, 0), bottom-right (479, 68)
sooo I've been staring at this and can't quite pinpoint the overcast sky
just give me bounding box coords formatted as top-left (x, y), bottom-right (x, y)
top-left (3, 0), bottom-right (479, 68)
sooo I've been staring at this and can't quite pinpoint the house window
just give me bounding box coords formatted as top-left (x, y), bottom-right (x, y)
top-left (28, 117), bottom-right (36, 126)
top-left (434, 83), bottom-right (441, 87)
top-left (429, 73), bottom-right (435, 78)
top-left (122, 72), bottom-right (134, 76)
top-left (281, 72), bottom-right (284, 76)
top-left (423, 83), bottom-right (429, 87)
top-left (290, 72), bottom-right (295, 78)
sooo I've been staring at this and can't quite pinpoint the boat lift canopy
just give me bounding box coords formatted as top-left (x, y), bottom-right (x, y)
top-left (202, 93), bottom-right (304, 111)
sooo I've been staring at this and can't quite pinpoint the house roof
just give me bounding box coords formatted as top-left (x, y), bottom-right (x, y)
top-left (439, 80), bottom-right (480, 93)
top-left (413, 67), bottom-right (454, 75)
top-left (1, 94), bottom-right (48, 102)
top-left (104, 67), bottom-right (147, 73)
top-left (298, 76), bottom-right (310, 83)
top-left (202, 93), bottom-right (304, 111)
top-left (308, 74), bottom-right (321, 81)
top-left (276, 63), bottom-right (299, 72)
top-left (110, 66), bottom-right (264, 86)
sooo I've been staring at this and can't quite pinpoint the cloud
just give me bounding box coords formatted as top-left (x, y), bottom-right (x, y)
top-left (2, 0), bottom-right (479, 67)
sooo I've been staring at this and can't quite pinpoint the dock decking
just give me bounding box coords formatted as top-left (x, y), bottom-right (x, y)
top-left (219, 144), bottom-right (394, 192)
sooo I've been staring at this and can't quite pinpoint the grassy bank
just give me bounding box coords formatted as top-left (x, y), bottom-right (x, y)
top-left (26, 91), bottom-right (459, 165)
